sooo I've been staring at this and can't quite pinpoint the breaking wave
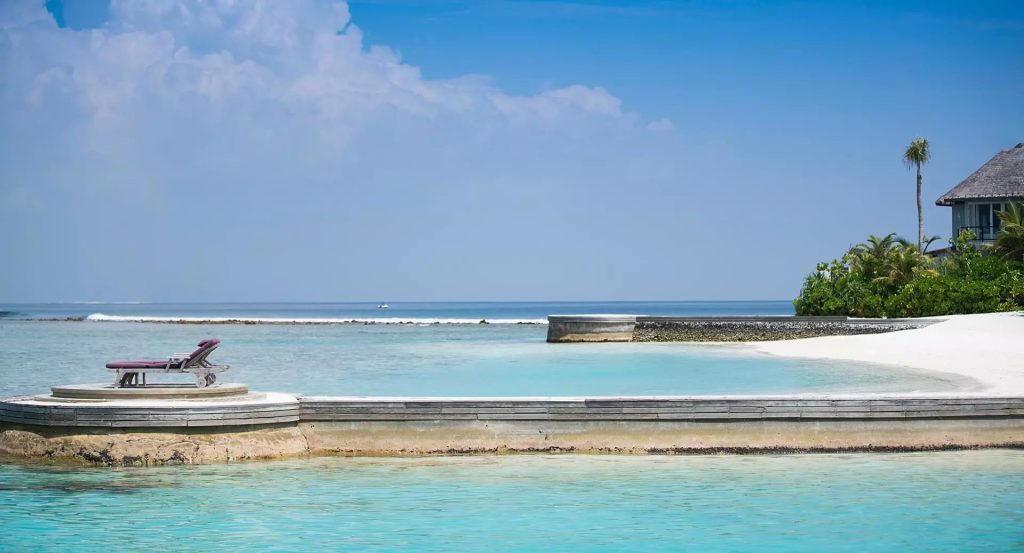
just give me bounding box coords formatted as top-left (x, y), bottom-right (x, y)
top-left (84, 313), bottom-right (547, 325)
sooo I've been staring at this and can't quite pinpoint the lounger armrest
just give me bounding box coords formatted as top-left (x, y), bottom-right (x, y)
top-left (168, 354), bottom-right (191, 361)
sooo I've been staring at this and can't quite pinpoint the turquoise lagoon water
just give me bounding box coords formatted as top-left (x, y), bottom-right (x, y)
top-left (0, 314), bottom-right (961, 397)
top-left (1, 302), bottom-right (1010, 552)
top-left (2, 451), bottom-right (1023, 552)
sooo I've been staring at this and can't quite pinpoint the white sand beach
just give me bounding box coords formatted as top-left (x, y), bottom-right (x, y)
top-left (756, 312), bottom-right (1024, 394)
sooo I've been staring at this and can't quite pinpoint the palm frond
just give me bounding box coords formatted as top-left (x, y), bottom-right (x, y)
top-left (903, 137), bottom-right (931, 168)
top-left (994, 202), bottom-right (1024, 262)
top-left (922, 235), bottom-right (942, 250)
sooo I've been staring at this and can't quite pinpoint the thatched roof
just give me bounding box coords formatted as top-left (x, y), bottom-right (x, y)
top-left (936, 143), bottom-right (1024, 206)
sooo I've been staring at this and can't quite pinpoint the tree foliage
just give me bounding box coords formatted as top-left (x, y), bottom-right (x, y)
top-left (794, 228), bottom-right (1024, 317)
top-left (902, 138), bottom-right (931, 169)
top-left (993, 201), bottom-right (1024, 263)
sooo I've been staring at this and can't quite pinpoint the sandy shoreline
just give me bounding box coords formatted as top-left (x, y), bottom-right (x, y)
top-left (755, 312), bottom-right (1024, 394)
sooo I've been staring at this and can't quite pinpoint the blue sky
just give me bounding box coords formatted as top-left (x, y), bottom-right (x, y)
top-left (1, 0), bottom-right (1022, 302)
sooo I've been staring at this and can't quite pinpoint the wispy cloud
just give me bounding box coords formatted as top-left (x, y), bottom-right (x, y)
top-left (0, 0), bottom-right (680, 300)
top-left (3, 1), bottom-right (642, 146)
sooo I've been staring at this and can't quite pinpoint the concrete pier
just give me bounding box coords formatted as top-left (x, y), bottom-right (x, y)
top-left (49, 383), bottom-right (250, 400)
top-left (2, 390), bottom-right (1022, 465)
top-left (546, 315), bottom-right (638, 342)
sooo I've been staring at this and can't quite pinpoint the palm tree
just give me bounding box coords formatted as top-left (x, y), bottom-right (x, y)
top-left (903, 137), bottom-right (931, 253)
top-left (993, 201), bottom-right (1024, 262)
top-left (872, 243), bottom-right (936, 288)
top-left (848, 233), bottom-right (900, 280)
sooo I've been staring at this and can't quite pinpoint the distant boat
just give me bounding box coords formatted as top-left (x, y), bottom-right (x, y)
top-left (377, 304), bottom-right (389, 309)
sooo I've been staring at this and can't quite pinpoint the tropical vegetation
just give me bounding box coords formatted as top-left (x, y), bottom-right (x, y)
top-left (993, 201), bottom-right (1024, 262)
top-left (794, 204), bottom-right (1024, 317)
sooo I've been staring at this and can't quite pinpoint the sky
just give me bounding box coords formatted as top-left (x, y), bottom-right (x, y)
top-left (1, 0), bottom-right (1022, 303)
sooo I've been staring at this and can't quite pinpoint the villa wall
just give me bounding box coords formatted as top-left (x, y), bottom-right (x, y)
top-left (952, 202), bottom-right (965, 240)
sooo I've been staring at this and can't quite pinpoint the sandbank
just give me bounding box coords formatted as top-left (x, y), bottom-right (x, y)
top-left (755, 312), bottom-right (1024, 394)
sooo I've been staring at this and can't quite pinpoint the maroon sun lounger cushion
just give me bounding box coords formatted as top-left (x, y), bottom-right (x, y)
top-left (106, 360), bottom-right (180, 369)
top-left (105, 338), bottom-right (221, 370)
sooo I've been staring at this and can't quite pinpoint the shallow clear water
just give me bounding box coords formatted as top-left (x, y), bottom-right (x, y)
top-left (1, 451), bottom-right (1022, 552)
top-left (0, 319), bottom-right (959, 397)
top-left (0, 302), bottom-right (1012, 550)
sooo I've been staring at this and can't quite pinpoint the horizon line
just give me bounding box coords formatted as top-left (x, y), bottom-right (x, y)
top-left (0, 299), bottom-right (794, 305)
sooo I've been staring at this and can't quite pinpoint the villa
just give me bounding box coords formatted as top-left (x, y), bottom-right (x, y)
top-left (936, 142), bottom-right (1024, 243)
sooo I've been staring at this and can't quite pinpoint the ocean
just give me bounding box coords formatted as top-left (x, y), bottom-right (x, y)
top-left (0, 301), bottom-right (959, 397)
top-left (0, 300), bottom-right (795, 324)
top-left (0, 301), bottom-right (1016, 552)
top-left (1, 452), bottom-right (1022, 552)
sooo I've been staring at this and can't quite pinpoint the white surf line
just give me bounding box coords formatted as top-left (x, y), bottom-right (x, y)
top-left (83, 313), bottom-right (548, 325)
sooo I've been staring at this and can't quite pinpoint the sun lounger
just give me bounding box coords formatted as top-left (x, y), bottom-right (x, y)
top-left (106, 338), bottom-right (230, 388)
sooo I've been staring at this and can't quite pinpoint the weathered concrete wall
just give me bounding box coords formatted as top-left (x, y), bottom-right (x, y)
top-left (302, 418), bottom-right (1024, 455)
top-left (0, 392), bottom-right (300, 428)
top-left (50, 383), bottom-right (250, 400)
top-left (546, 315), bottom-right (636, 342)
top-left (0, 424), bottom-right (309, 466)
top-left (298, 396), bottom-right (1024, 425)
top-left (546, 315), bottom-right (935, 343)
top-left (3, 394), bottom-right (1022, 465)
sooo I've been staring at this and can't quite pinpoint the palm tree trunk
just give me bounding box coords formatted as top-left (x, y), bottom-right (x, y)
top-left (916, 164), bottom-right (923, 253)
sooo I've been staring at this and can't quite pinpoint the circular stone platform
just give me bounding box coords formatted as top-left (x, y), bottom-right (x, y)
top-left (50, 383), bottom-right (250, 400)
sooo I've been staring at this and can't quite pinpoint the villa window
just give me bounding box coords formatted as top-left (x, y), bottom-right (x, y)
top-left (969, 203), bottom-right (1003, 240)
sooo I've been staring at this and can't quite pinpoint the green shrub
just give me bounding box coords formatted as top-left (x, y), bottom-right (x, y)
top-left (883, 275), bottom-right (1003, 317)
top-left (793, 232), bottom-right (1024, 317)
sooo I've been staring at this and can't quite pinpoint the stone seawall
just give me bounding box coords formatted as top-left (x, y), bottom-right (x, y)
top-left (3, 394), bottom-right (1022, 465)
top-left (632, 317), bottom-right (928, 342)
top-left (547, 315), bottom-right (935, 343)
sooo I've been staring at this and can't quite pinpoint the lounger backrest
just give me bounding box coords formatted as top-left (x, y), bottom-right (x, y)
top-left (191, 344), bottom-right (220, 368)
top-left (183, 338), bottom-right (220, 368)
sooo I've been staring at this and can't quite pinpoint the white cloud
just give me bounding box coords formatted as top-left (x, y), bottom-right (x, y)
top-left (0, 0), bottom-right (688, 301)
top-left (2, 0), bottom-right (631, 142)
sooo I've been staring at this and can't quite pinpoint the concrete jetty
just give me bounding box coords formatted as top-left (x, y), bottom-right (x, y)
top-left (2, 384), bottom-right (1022, 465)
